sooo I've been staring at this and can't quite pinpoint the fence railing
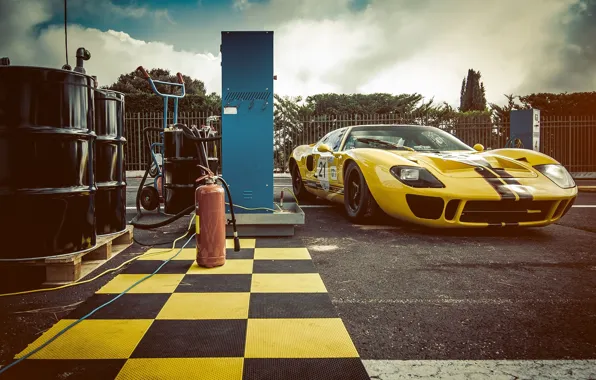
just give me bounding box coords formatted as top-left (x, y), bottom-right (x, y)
top-left (124, 112), bottom-right (596, 173)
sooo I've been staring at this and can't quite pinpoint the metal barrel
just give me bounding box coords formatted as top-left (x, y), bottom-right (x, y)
top-left (163, 128), bottom-right (201, 215)
top-left (94, 89), bottom-right (127, 235)
top-left (0, 66), bottom-right (96, 259)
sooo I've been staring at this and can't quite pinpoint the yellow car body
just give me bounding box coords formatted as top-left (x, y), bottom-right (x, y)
top-left (289, 124), bottom-right (577, 228)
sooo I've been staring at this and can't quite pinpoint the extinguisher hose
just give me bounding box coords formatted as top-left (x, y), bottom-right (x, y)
top-left (216, 176), bottom-right (240, 252)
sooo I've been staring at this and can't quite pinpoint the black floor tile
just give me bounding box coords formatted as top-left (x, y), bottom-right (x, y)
top-left (131, 320), bottom-right (247, 358)
top-left (175, 274), bottom-right (252, 293)
top-left (0, 359), bottom-right (126, 380)
top-left (226, 248), bottom-right (255, 259)
top-left (253, 260), bottom-right (317, 273)
top-left (242, 358), bottom-right (370, 380)
top-left (66, 294), bottom-right (171, 319)
top-left (249, 293), bottom-right (338, 319)
top-left (122, 260), bottom-right (193, 274)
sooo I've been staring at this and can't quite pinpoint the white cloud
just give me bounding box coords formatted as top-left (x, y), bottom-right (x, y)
top-left (34, 25), bottom-right (222, 94)
top-left (233, 0), bottom-right (252, 11)
top-left (1, 0), bottom-right (589, 108)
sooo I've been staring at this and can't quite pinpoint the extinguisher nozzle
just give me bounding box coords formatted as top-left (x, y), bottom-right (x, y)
top-left (233, 236), bottom-right (240, 252)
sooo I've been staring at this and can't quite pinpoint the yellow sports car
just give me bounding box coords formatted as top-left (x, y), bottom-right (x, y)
top-left (289, 124), bottom-right (577, 227)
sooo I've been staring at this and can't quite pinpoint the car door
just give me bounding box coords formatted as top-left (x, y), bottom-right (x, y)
top-left (303, 131), bottom-right (333, 197)
top-left (314, 128), bottom-right (347, 201)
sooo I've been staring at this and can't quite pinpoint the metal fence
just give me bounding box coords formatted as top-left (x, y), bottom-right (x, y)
top-left (124, 112), bottom-right (596, 173)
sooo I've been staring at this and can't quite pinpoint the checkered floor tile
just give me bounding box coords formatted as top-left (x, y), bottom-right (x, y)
top-left (4, 239), bottom-right (370, 380)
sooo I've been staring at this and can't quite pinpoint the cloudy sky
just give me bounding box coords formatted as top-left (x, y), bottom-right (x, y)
top-left (0, 0), bottom-right (594, 107)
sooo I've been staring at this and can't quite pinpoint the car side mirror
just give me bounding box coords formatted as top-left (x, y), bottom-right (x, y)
top-left (473, 143), bottom-right (484, 152)
top-left (317, 143), bottom-right (332, 153)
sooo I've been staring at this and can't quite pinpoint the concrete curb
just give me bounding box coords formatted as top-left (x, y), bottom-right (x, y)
top-left (126, 171), bottom-right (291, 179)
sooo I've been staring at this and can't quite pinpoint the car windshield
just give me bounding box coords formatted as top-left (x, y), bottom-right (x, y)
top-left (343, 125), bottom-right (474, 152)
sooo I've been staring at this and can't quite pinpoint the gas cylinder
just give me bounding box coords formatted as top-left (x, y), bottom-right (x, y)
top-left (157, 176), bottom-right (163, 198)
top-left (196, 178), bottom-right (226, 267)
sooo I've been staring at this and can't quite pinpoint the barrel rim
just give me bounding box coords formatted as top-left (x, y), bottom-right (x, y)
top-left (94, 88), bottom-right (126, 97)
top-left (0, 65), bottom-right (96, 80)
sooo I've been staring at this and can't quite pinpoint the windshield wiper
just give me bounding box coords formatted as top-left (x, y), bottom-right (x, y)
top-left (355, 137), bottom-right (415, 151)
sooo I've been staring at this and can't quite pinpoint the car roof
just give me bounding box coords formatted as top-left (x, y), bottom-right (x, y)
top-left (348, 124), bottom-right (430, 129)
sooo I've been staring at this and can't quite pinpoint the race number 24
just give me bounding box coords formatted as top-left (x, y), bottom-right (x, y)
top-left (317, 160), bottom-right (327, 179)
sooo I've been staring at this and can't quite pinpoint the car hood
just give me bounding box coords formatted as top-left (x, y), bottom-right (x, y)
top-left (389, 150), bottom-right (538, 178)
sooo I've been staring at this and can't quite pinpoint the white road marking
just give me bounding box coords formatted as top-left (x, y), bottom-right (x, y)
top-left (572, 205), bottom-right (596, 208)
top-left (309, 245), bottom-right (339, 252)
top-left (333, 298), bottom-right (592, 305)
top-left (363, 359), bottom-right (596, 380)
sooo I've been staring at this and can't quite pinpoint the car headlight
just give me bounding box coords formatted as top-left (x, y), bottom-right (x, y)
top-left (533, 164), bottom-right (576, 189)
top-left (390, 166), bottom-right (445, 188)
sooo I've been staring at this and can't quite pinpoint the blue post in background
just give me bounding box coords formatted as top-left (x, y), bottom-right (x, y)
top-left (221, 31), bottom-right (274, 213)
top-left (510, 109), bottom-right (541, 151)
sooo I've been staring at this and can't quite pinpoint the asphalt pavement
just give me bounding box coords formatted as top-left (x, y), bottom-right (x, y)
top-left (1, 175), bottom-right (594, 379)
top-left (126, 176), bottom-right (596, 377)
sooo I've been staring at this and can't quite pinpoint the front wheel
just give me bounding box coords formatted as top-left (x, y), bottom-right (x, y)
top-left (343, 161), bottom-right (380, 223)
top-left (291, 163), bottom-right (315, 201)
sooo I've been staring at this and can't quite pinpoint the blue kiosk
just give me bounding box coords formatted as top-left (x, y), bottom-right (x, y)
top-left (220, 31), bottom-right (304, 236)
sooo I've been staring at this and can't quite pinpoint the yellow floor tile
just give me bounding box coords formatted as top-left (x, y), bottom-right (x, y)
top-left (245, 318), bottom-right (360, 358)
top-left (253, 247), bottom-right (311, 260)
top-left (156, 293), bottom-right (250, 319)
top-left (15, 319), bottom-right (153, 359)
top-left (251, 273), bottom-right (327, 293)
top-left (138, 248), bottom-right (197, 261)
top-left (116, 358), bottom-right (243, 380)
top-left (186, 259), bottom-right (253, 274)
top-left (227, 238), bottom-right (256, 249)
top-left (96, 274), bottom-right (184, 294)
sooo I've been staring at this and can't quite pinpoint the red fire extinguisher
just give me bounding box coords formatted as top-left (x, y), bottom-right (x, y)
top-left (195, 168), bottom-right (240, 268)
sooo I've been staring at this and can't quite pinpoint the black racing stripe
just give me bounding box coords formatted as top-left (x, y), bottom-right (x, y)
top-left (492, 169), bottom-right (534, 200)
top-left (474, 167), bottom-right (516, 200)
top-left (443, 156), bottom-right (515, 200)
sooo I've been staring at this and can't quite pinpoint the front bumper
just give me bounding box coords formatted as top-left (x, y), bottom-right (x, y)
top-left (371, 177), bottom-right (578, 228)
top-left (399, 194), bottom-right (576, 227)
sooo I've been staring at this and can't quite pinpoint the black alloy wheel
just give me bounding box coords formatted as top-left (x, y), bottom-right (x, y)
top-left (291, 163), bottom-right (315, 201)
top-left (343, 161), bottom-right (380, 223)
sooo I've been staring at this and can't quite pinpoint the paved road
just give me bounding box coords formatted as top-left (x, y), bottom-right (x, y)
top-left (289, 193), bottom-right (596, 378)
top-left (126, 177), bottom-right (596, 355)
top-left (1, 177), bottom-right (594, 379)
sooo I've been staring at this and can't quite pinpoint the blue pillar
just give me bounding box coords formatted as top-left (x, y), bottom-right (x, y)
top-left (221, 31), bottom-right (274, 213)
top-left (509, 109), bottom-right (541, 151)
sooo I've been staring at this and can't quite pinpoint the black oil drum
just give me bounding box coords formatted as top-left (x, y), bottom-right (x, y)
top-left (0, 66), bottom-right (96, 259)
top-left (94, 89), bottom-right (126, 235)
top-left (163, 128), bottom-right (201, 215)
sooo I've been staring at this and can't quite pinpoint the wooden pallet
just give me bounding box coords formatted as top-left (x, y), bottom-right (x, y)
top-left (11, 225), bottom-right (134, 287)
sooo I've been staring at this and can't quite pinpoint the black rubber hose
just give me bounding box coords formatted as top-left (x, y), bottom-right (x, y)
top-left (176, 123), bottom-right (222, 143)
top-left (216, 176), bottom-right (240, 252)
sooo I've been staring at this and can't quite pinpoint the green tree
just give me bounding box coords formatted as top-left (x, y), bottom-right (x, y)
top-left (101, 68), bottom-right (221, 114)
top-left (103, 68), bottom-right (207, 95)
top-left (459, 69), bottom-right (487, 112)
top-left (273, 95), bottom-right (313, 171)
top-left (303, 93), bottom-right (441, 116)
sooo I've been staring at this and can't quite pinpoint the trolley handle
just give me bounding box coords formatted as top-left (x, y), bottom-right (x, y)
top-left (136, 66), bottom-right (186, 99)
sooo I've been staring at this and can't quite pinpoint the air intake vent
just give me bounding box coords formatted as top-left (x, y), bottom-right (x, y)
top-left (225, 91), bottom-right (270, 101)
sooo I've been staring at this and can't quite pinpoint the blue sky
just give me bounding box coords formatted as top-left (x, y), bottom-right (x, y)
top-left (1, 0), bottom-right (592, 104)
top-left (40, 0), bottom-right (371, 53)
